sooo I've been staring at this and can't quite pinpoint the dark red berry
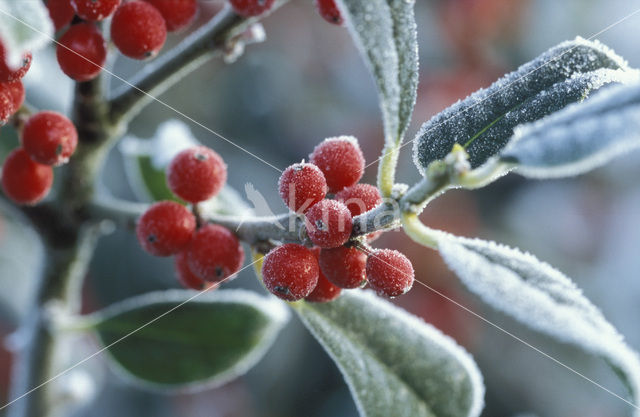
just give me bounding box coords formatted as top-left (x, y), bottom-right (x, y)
top-left (1, 148), bottom-right (54, 205)
top-left (0, 80), bottom-right (23, 123)
top-left (136, 201), bottom-right (196, 257)
top-left (366, 249), bottom-right (414, 297)
top-left (315, 0), bottom-right (343, 25)
top-left (319, 246), bottom-right (367, 289)
top-left (278, 162), bottom-right (327, 213)
top-left (57, 23), bottom-right (107, 82)
top-left (305, 248), bottom-right (341, 302)
top-left (262, 244), bottom-right (319, 301)
top-left (167, 146), bottom-right (227, 203)
top-left (186, 224), bottom-right (244, 282)
top-left (22, 111), bottom-right (78, 166)
top-left (0, 42), bottom-right (32, 83)
top-left (229, 0), bottom-right (275, 17)
top-left (309, 136), bottom-right (365, 192)
top-left (335, 183), bottom-right (382, 216)
top-left (175, 251), bottom-right (213, 290)
top-left (48, 0), bottom-right (76, 30)
top-left (111, 1), bottom-right (167, 59)
top-left (144, 0), bottom-right (198, 31)
top-left (305, 199), bottom-right (353, 248)
top-left (71, 0), bottom-right (120, 21)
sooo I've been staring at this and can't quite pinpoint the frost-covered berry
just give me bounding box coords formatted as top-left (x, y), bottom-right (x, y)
top-left (167, 146), bottom-right (227, 203)
top-left (262, 244), bottom-right (319, 301)
top-left (175, 251), bottom-right (212, 290)
top-left (71, 0), bottom-right (121, 21)
top-left (278, 162), bottom-right (327, 213)
top-left (111, 1), bottom-right (167, 59)
top-left (0, 42), bottom-right (32, 83)
top-left (0, 80), bottom-right (24, 123)
top-left (335, 183), bottom-right (382, 216)
top-left (319, 246), bottom-right (367, 289)
top-left (22, 111), bottom-right (78, 166)
top-left (305, 268), bottom-right (341, 303)
top-left (309, 136), bottom-right (365, 192)
top-left (315, 0), bottom-right (343, 25)
top-left (136, 201), bottom-right (196, 257)
top-left (1, 148), bottom-right (54, 205)
top-left (144, 0), bottom-right (198, 32)
top-left (57, 23), bottom-right (107, 82)
top-left (366, 249), bottom-right (414, 297)
top-left (48, 0), bottom-right (76, 31)
top-left (305, 199), bottom-right (353, 248)
top-left (229, 0), bottom-right (275, 17)
top-left (186, 224), bottom-right (244, 282)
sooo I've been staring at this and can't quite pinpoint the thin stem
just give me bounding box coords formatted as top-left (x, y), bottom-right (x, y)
top-left (377, 143), bottom-right (400, 197)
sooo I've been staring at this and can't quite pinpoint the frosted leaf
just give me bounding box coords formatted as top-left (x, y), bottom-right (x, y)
top-left (501, 82), bottom-right (640, 178)
top-left (297, 290), bottom-right (484, 417)
top-left (336, 0), bottom-right (418, 145)
top-left (437, 233), bottom-right (640, 413)
top-left (89, 289), bottom-right (289, 390)
top-left (413, 38), bottom-right (634, 172)
top-left (0, 0), bottom-right (53, 67)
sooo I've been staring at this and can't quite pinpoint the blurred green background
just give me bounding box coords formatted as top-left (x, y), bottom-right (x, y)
top-left (2, 0), bottom-right (640, 416)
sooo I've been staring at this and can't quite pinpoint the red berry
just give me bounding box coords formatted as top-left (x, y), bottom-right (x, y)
top-left (262, 244), bottom-right (319, 301)
top-left (1, 148), bottom-right (53, 205)
top-left (186, 224), bottom-right (244, 282)
top-left (0, 42), bottom-right (32, 83)
top-left (0, 80), bottom-right (23, 123)
top-left (278, 162), bottom-right (327, 213)
top-left (111, 1), bottom-right (167, 60)
top-left (48, 0), bottom-right (76, 31)
top-left (57, 23), bottom-right (107, 82)
top-left (144, 0), bottom-right (198, 32)
top-left (229, 0), bottom-right (275, 17)
top-left (70, 0), bottom-right (120, 21)
top-left (366, 249), bottom-right (414, 297)
top-left (335, 183), bottom-right (382, 216)
top-left (175, 251), bottom-right (212, 290)
top-left (305, 199), bottom-right (353, 248)
top-left (319, 246), bottom-right (367, 289)
top-left (22, 111), bottom-right (78, 166)
top-left (309, 136), bottom-right (365, 193)
top-left (315, 0), bottom-right (343, 25)
top-left (167, 146), bottom-right (227, 203)
top-left (136, 201), bottom-right (196, 257)
top-left (305, 269), bottom-right (341, 303)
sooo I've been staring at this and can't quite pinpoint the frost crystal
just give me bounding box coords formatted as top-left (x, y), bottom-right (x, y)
top-left (413, 37), bottom-right (634, 172)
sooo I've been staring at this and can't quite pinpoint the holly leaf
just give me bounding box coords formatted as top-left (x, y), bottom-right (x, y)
top-left (89, 289), bottom-right (289, 390)
top-left (501, 82), bottom-right (640, 178)
top-left (337, 0), bottom-right (418, 145)
top-left (413, 37), bottom-right (636, 172)
top-left (0, 0), bottom-right (53, 67)
top-left (296, 290), bottom-right (484, 417)
top-left (436, 233), bottom-right (640, 413)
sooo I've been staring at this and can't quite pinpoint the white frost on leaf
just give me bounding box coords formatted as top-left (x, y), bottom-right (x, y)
top-left (501, 82), bottom-right (640, 178)
top-left (0, 0), bottom-right (53, 67)
top-left (413, 37), bottom-right (635, 171)
top-left (297, 290), bottom-right (484, 417)
top-left (437, 233), bottom-right (640, 414)
top-left (336, 0), bottom-right (418, 145)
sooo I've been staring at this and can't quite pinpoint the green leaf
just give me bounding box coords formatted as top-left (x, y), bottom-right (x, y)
top-left (0, 0), bottom-right (53, 66)
top-left (436, 233), bottom-right (640, 414)
top-left (89, 289), bottom-right (289, 390)
top-left (296, 290), bottom-right (484, 417)
top-left (337, 0), bottom-right (418, 145)
top-left (501, 82), bottom-right (640, 178)
top-left (413, 37), bottom-right (636, 172)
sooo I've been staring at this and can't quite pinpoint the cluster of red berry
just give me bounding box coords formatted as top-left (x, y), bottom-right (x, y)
top-left (1, 106), bottom-right (78, 204)
top-left (230, 0), bottom-right (343, 25)
top-left (49, 0), bottom-right (198, 81)
top-left (262, 136), bottom-right (415, 303)
top-left (136, 146), bottom-right (245, 290)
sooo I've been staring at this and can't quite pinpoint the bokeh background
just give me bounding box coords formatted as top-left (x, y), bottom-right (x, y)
top-left (2, 0), bottom-right (640, 416)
